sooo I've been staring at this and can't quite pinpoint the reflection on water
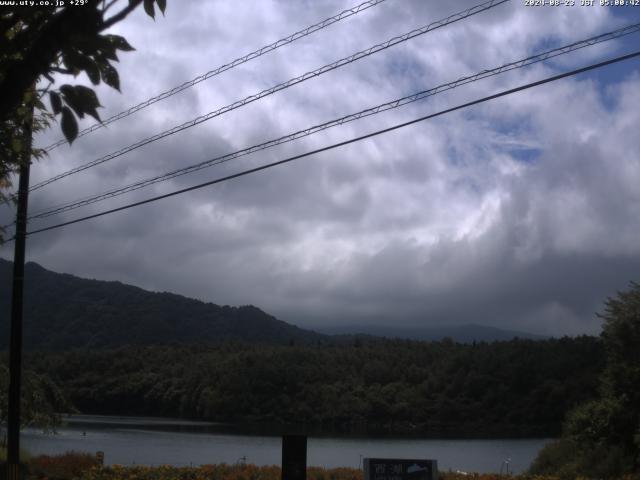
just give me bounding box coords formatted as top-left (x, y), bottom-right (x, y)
top-left (22, 415), bottom-right (550, 474)
top-left (65, 415), bottom-right (220, 427)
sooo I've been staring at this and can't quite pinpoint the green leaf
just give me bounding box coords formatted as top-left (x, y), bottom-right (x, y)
top-left (60, 85), bottom-right (84, 118)
top-left (104, 34), bottom-right (135, 52)
top-left (62, 51), bottom-right (101, 85)
top-left (49, 91), bottom-right (62, 115)
top-left (155, 0), bottom-right (166, 14)
top-left (83, 59), bottom-right (101, 85)
top-left (98, 48), bottom-right (119, 62)
top-left (60, 107), bottom-right (78, 144)
top-left (99, 63), bottom-right (120, 91)
top-left (61, 51), bottom-right (83, 73)
top-left (94, 37), bottom-right (120, 61)
top-left (59, 85), bottom-right (102, 121)
top-left (74, 85), bottom-right (100, 105)
top-left (72, 86), bottom-right (102, 122)
top-left (143, 0), bottom-right (155, 19)
top-left (11, 137), bottom-right (23, 154)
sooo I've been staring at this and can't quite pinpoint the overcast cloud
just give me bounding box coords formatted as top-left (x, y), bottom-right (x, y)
top-left (2, 0), bottom-right (640, 336)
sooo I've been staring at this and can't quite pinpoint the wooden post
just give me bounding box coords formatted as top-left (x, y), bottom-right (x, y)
top-left (281, 435), bottom-right (306, 480)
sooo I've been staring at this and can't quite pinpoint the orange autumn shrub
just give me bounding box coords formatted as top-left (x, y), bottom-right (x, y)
top-left (80, 464), bottom-right (285, 480)
top-left (29, 451), bottom-right (101, 479)
top-left (306, 467), bottom-right (361, 480)
top-left (22, 455), bottom-right (640, 480)
top-left (74, 465), bottom-right (572, 480)
top-left (77, 465), bottom-right (640, 480)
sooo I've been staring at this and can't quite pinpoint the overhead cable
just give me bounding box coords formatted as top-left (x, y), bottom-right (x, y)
top-left (21, 49), bottom-right (640, 238)
top-left (41, 0), bottom-right (390, 152)
top-left (30, 0), bottom-right (510, 191)
top-left (26, 22), bottom-right (640, 221)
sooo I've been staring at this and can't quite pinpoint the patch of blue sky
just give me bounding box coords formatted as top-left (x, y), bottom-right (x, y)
top-left (568, 7), bottom-right (640, 106)
top-left (523, 7), bottom-right (640, 99)
top-left (529, 34), bottom-right (564, 59)
top-left (490, 120), bottom-right (542, 165)
top-left (515, 17), bottom-right (640, 112)
top-left (453, 109), bottom-right (542, 166)
top-left (506, 146), bottom-right (542, 163)
top-left (609, 4), bottom-right (640, 23)
top-left (384, 49), bottom-right (428, 96)
top-left (568, 42), bottom-right (640, 112)
top-left (460, 108), bottom-right (535, 138)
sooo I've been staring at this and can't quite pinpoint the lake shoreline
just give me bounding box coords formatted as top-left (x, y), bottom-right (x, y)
top-left (59, 413), bottom-right (557, 441)
top-left (24, 414), bottom-right (551, 474)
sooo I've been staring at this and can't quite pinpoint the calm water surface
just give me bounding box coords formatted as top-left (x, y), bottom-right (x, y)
top-left (22, 415), bottom-right (550, 474)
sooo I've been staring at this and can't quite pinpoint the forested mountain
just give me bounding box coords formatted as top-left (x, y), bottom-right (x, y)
top-left (1, 259), bottom-right (546, 349)
top-left (26, 336), bottom-right (603, 437)
top-left (0, 259), bottom-right (608, 437)
top-left (0, 259), bottom-right (324, 349)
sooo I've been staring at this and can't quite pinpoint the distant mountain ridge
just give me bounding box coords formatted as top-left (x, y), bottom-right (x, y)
top-left (1, 258), bottom-right (544, 349)
top-left (0, 259), bottom-right (324, 349)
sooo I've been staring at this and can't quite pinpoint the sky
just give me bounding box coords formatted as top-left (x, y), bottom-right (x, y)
top-left (2, 0), bottom-right (640, 336)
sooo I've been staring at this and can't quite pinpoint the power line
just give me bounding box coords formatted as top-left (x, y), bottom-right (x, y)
top-left (41, 0), bottom-right (390, 152)
top-left (29, 0), bottom-right (510, 192)
top-left (21, 49), bottom-right (640, 238)
top-left (24, 22), bottom-right (640, 222)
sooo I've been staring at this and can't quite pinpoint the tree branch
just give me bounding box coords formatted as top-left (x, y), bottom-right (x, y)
top-left (51, 66), bottom-right (72, 74)
top-left (102, 0), bottom-right (143, 30)
top-left (102, 0), bottom-right (120, 14)
top-left (36, 81), bottom-right (54, 99)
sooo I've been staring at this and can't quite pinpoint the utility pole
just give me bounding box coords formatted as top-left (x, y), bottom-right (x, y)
top-left (7, 101), bottom-right (33, 480)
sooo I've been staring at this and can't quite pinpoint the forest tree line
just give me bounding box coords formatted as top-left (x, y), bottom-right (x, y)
top-left (18, 335), bottom-right (603, 437)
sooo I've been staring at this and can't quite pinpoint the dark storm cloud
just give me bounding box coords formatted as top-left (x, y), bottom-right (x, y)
top-left (2, 0), bottom-right (640, 336)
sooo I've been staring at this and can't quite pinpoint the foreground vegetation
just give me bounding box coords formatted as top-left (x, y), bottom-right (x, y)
top-left (528, 283), bottom-right (640, 477)
top-left (1, 281), bottom-right (638, 476)
top-left (10, 452), bottom-right (640, 480)
top-left (23, 335), bottom-right (603, 437)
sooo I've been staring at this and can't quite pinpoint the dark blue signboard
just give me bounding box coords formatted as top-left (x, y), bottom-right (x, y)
top-left (363, 458), bottom-right (438, 480)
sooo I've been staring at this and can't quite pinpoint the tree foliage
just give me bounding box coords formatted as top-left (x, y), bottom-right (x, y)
top-left (0, 0), bottom-right (166, 237)
top-left (26, 336), bottom-right (603, 438)
top-left (0, 364), bottom-right (72, 440)
top-left (0, 0), bottom-right (166, 435)
top-left (599, 281), bottom-right (640, 411)
top-left (530, 282), bottom-right (640, 477)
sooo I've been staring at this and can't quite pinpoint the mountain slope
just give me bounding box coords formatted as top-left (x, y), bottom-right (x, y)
top-left (0, 259), bottom-right (324, 349)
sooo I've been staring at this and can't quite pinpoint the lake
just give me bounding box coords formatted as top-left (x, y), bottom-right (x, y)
top-left (22, 415), bottom-right (550, 474)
